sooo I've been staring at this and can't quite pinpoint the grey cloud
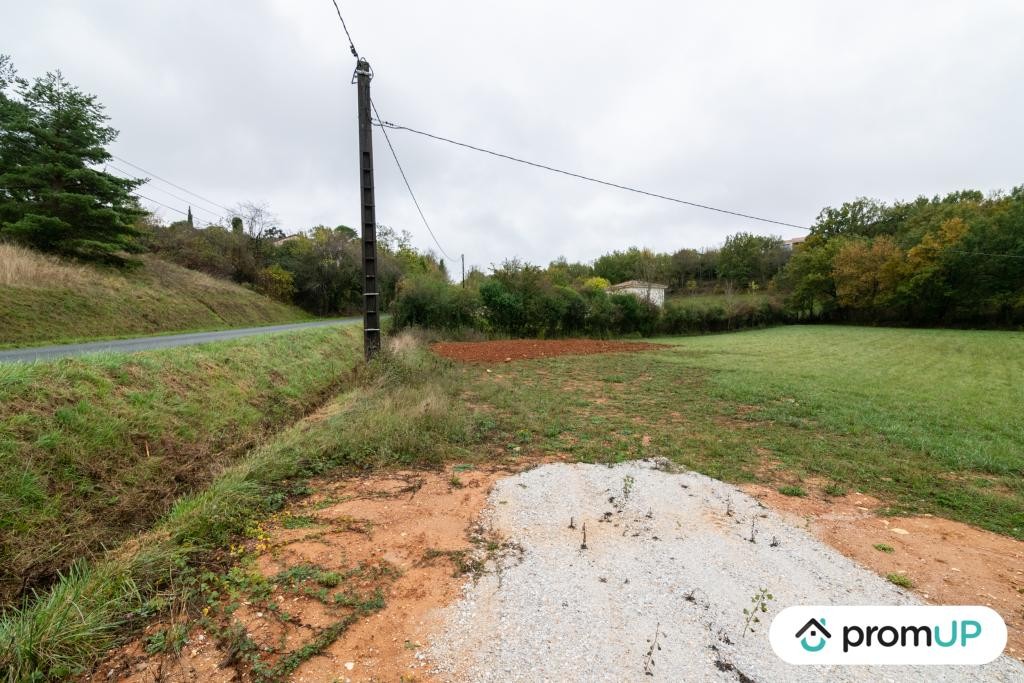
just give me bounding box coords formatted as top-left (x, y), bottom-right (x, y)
top-left (6, 0), bottom-right (1023, 266)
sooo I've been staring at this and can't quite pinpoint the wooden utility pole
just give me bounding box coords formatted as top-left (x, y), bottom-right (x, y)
top-left (461, 254), bottom-right (465, 288)
top-left (355, 58), bottom-right (380, 360)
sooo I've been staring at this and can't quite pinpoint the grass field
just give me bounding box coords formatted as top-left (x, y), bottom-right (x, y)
top-left (0, 244), bottom-right (310, 347)
top-left (0, 325), bottom-right (362, 608)
top-left (465, 326), bottom-right (1024, 538)
top-left (3, 324), bottom-right (1022, 680)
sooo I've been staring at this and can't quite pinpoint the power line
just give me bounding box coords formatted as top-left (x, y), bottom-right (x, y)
top-left (107, 164), bottom-right (221, 219)
top-left (110, 154), bottom-right (233, 214)
top-left (133, 192), bottom-right (212, 227)
top-left (329, 0), bottom-right (359, 58)
top-left (374, 119), bottom-right (811, 232)
top-left (371, 99), bottom-right (452, 260)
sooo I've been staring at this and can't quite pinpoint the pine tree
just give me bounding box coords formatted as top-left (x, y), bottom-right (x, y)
top-left (0, 55), bottom-right (144, 263)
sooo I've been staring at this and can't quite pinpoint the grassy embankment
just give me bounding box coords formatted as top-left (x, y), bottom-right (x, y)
top-left (0, 243), bottom-right (310, 347)
top-left (4, 324), bottom-right (1022, 679)
top-left (0, 325), bottom-right (367, 606)
top-left (0, 331), bottom-right (483, 681)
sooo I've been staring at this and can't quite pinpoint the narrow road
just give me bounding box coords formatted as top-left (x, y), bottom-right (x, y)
top-left (0, 318), bottom-right (361, 363)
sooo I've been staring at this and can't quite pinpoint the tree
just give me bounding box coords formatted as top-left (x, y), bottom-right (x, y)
top-left (227, 201), bottom-right (283, 272)
top-left (718, 232), bottom-right (787, 285)
top-left (0, 56), bottom-right (144, 262)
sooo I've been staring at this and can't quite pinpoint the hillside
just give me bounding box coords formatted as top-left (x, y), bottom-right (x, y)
top-left (0, 243), bottom-right (311, 346)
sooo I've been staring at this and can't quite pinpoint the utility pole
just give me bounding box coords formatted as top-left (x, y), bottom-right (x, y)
top-left (461, 254), bottom-right (465, 288)
top-left (355, 57), bottom-right (380, 361)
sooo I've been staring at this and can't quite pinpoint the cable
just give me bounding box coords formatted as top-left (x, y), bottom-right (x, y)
top-left (375, 119), bottom-right (810, 232)
top-left (371, 100), bottom-right (452, 260)
top-left (134, 192), bottom-right (213, 227)
top-left (107, 164), bottom-right (222, 219)
top-left (110, 155), bottom-right (233, 214)
top-left (329, 0), bottom-right (360, 58)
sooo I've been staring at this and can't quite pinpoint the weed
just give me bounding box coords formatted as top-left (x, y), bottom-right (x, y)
top-left (449, 475), bottom-right (464, 489)
top-left (778, 485), bottom-right (806, 497)
top-left (824, 482), bottom-right (847, 497)
top-left (887, 573), bottom-right (913, 589)
top-left (741, 588), bottom-right (774, 636)
top-left (873, 543), bottom-right (895, 554)
top-left (642, 622), bottom-right (662, 676)
top-left (623, 475), bottom-right (635, 500)
top-left (281, 515), bottom-right (318, 529)
top-left (145, 623), bottom-right (188, 655)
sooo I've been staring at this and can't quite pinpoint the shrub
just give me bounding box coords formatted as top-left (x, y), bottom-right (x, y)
top-left (391, 274), bottom-right (482, 332)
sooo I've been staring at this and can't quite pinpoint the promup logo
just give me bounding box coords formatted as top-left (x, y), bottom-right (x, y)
top-left (769, 606), bottom-right (1006, 665)
top-left (795, 618), bottom-right (831, 652)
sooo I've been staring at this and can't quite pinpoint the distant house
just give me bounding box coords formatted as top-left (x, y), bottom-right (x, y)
top-left (606, 280), bottom-right (668, 308)
top-left (273, 234), bottom-right (303, 245)
top-left (783, 236), bottom-right (806, 250)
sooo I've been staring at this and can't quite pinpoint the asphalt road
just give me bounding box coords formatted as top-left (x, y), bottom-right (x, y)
top-left (0, 318), bottom-right (361, 363)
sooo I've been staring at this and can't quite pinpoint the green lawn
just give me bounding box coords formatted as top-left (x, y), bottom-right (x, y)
top-left (465, 325), bottom-right (1024, 538)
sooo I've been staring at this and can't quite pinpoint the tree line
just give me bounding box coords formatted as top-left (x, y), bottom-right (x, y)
top-left (3, 56), bottom-right (1020, 330)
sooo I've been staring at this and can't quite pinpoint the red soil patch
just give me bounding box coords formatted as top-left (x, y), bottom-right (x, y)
top-left (432, 339), bottom-right (664, 363)
top-left (743, 484), bottom-right (1024, 660)
top-left (89, 468), bottom-right (510, 683)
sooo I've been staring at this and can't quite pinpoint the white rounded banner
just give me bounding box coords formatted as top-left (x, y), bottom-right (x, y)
top-left (769, 605), bottom-right (1007, 665)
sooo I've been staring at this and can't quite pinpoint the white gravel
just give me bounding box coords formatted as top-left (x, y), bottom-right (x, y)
top-left (426, 460), bottom-right (1024, 682)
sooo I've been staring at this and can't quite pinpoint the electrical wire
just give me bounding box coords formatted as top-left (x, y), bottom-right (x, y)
top-left (133, 192), bottom-right (213, 227)
top-left (330, 0), bottom-right (360, 58)
top-left (371, 99), bottom-right (451, 260)
top-left (107, 164), bottom-right (221, 218)
top-left (374, 119), bottom-right (811, 232)
top-left (110, 155), bottom-right (233, 214)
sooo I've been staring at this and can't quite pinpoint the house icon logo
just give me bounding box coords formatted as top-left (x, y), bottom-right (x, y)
top-left (795, 617), bottom-right (831, 652)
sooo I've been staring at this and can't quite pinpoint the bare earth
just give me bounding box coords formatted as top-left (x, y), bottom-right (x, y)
top-left (95, 462), bottom-right (1024, 681)
top-left (431, 339), bottom-right (664, 363)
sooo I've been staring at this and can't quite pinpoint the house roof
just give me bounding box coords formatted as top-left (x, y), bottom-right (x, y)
top-left (607, 280), bottom-right (668, 291)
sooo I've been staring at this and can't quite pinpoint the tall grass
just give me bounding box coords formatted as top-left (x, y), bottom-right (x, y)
top-left (0, 332), bottom-right (481, 681)
top-left (0, 243), bottom-right (109, 290)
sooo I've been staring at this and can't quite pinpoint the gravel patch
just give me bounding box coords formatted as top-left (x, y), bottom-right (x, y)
top-left (426, 460), bottom-right (1024, 682)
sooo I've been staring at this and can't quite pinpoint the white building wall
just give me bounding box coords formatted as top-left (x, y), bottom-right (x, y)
top-left (618, 286), bottom-right (666, 307)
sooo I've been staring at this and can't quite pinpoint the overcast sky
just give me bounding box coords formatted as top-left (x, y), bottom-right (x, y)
top-left (5, 1), bottom-right (1023, 270)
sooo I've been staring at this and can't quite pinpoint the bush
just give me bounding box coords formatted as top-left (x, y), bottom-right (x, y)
top-left (391, 274), bottom-right (482, 332)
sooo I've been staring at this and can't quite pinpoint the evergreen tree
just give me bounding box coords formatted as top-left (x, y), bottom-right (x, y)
top-left (0, 55), bottom-right (144, 263)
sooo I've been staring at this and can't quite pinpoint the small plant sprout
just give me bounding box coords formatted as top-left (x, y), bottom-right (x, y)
top-left (873, 543), bottom-right (894, 553)
top-left (568, 516), bottom-right (576, 530)
top-left (643, 622), bottom-right (663, 676)
top-left (742, 588), bottom-right (775, 636)
top-left (580, 522), bottom-right (588, 550)
top-left (623, 474), bottom-right (635, 500)
top-left (449, 473), bottom-right (464, 489)
top-left (778, 484), bottom-right (806, 497)
top-left (747, 517), bottom-right (758, 544)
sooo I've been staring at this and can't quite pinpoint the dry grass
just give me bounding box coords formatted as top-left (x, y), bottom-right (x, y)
top-left (0, 243), bottom-right (118, 290)
top-left (0, 245), bottom-right (311, 346)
